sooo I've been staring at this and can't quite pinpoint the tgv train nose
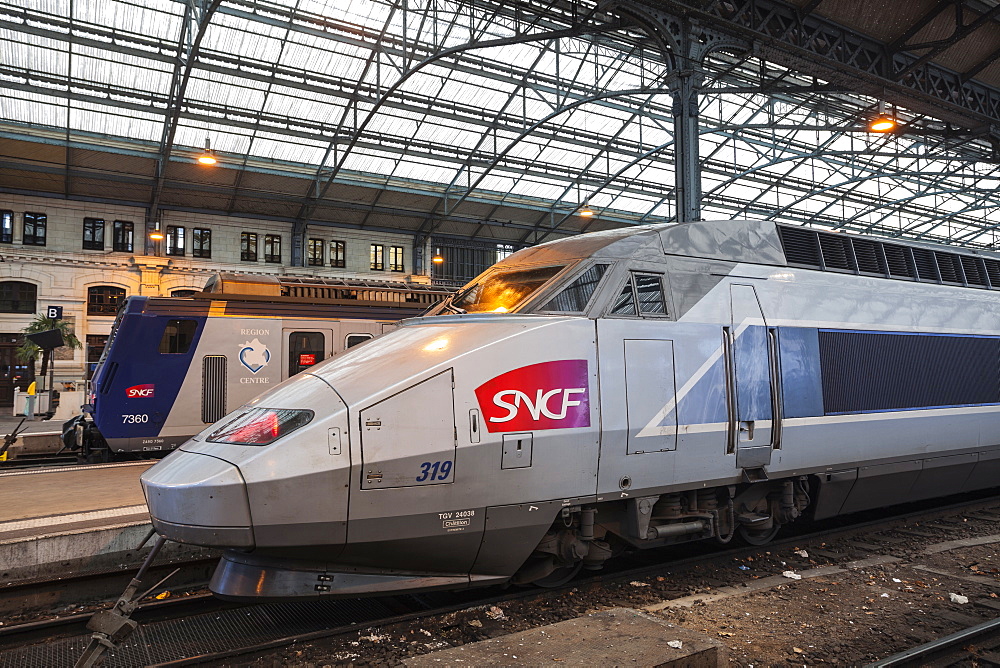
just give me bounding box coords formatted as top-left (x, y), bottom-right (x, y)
top-left (141, 450), bottom-right (254, 548)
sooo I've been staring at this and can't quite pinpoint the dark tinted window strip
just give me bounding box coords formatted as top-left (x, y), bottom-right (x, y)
top-left (818, 329), bottom-right (1000, 414)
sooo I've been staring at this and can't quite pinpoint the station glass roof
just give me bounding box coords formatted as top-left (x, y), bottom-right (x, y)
top-left (2, 0), bottom-right (1000, 248)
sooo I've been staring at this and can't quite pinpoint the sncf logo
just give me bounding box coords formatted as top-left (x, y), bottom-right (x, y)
top-left (474, 360), bottom-right (590, 433)
top-left (125, 384), bottom-right (155, 398)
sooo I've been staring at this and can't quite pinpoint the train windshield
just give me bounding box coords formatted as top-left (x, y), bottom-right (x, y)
top-left (447, 265), bottom-right (565, 314)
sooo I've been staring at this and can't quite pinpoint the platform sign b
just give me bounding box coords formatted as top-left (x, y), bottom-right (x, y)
top-left (46, 305), bottom-right (63, 320)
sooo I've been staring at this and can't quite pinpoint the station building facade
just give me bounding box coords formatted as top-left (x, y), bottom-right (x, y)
top-left (0, 192), bottom-right (426, 406)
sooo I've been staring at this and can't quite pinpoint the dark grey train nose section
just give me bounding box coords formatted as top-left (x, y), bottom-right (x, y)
top-left (141, 451), bottom-right (254, 548)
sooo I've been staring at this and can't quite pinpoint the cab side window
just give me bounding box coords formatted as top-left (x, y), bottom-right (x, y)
top-left (541, 263), bottom-right (609, 312)
top-left (159, 320), bottom-right (198, 353)
top-left (346, 333), bottom-right (374, 349)
top-left (609, 273), bottom-right (667, 317)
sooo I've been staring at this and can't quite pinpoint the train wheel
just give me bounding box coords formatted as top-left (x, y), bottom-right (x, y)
top-left (85, 447), bottom-right (111, 464)
top-left (737, 522), bottom-right (780, 546)
top-left (532, 561), bottom-right (583, 588)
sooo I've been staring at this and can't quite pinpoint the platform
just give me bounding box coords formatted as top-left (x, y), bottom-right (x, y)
top-left (0, 462), bottom-right (215, 592)
top-left (403, 607), bottom-right (727, 667)
top-left (0, 414), bottom-right (72, 459)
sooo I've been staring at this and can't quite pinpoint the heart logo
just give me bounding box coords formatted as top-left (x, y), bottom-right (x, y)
top-left (238, 338), bottom-right (271, 374)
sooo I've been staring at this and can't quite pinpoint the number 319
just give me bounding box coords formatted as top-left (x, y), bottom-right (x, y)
top-left (416, 460), bottom-right (452, 482)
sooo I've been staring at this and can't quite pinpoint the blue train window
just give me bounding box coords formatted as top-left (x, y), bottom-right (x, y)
top-left (159, 320), bottom-right (197, 354)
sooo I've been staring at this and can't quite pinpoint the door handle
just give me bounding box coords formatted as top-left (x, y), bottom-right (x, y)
top-left (739, 420), bottom-right (754, 441)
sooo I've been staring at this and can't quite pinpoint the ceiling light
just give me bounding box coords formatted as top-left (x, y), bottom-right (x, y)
top-left (579, 207), bottom-right (594, 216)
top-left (431, 249), bottom-right (444, 264)
top-left (197, 136), bottom-right (217, 165)
top-left (869, 101), bottom-right (897, 133)
top-left (149, 229), bottom-right (165, 241)
top-left (869, 115), bottom-right (896, 133)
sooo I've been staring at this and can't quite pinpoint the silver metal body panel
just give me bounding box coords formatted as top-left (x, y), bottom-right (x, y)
top-left (139, 220), bottom-right (1000, 600)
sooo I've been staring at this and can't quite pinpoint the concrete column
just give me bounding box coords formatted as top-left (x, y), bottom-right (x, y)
top-left (132, 257), bottom-right (170, 296)
top-left (291, 220), bottom-right (307, 267)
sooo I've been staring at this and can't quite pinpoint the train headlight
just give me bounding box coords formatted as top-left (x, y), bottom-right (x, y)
top-left (207, 408), bottom-right (314, 446)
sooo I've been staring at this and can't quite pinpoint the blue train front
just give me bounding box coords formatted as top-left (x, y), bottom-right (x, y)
top-left (68, 274), bottom-right (437, 461)
top-left (141, 220), bottom-right (1000, 600)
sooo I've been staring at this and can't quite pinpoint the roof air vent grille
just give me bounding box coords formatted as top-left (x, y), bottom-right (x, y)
top-left (818, 233), bottom-right (854, 271)
top-left (777, 226), bottom-right (822, 268)
top-left (911, 248), bottom-right (939, 283)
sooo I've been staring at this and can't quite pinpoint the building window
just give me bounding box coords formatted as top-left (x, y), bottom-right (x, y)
top-left (370, 244), bottom-right (384, 271)
top-left (264, 234), bottom-right (281, 263)
top-left (330, 240), bottom-right (346, 268)
top-left (389, 245), bottom-right (405, 272)
top-left (166, 226), bottom-right (185, 256)
top-left (23, 212), bottom-right (46, 246)
top-left (83, 218), bottom-right (105, 250)
top-left (171, 289), bottom-right (197, 298)
top-left (496, 243), bottom-right (515, 261)
top-left (241, 232), bottom-right (258, 261)
top-left (307, 238), bottom-right (324, 266)
top-left (113, 221), bottom-right (134, 252)
top-left (192, 228), bottom-right (211, 258)
top-left (0, 211), bottom-right (12, 244)
top-left (0, 281), bottom-right (37, 313)
top-left (88, 286), bottom-right (127, 316)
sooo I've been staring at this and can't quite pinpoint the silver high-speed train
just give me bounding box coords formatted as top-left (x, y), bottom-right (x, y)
top-left (141, 220), bottom-right (1000, 600)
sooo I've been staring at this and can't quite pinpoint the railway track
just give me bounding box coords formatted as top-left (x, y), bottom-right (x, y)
top-left (3, 492), bottom-right (1000, 667)
top-left (869, 617), bottom-right (1000, 667)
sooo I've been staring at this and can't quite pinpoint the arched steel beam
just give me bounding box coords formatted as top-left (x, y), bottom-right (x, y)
top-left (533, 138), bottom-right (678, 244)
top-left (414, 82), bottom-right (678, 247)
top-left (515, 94), bottom-right (658, 245)
top-left (409, 34), bottom-right (569, 264)
top-left (146, 0), bottom-right (222, 253)
top-left (226, 0), bottom-right (305, 216)
top-left (853, 161), bottom-right (979, 235)
top-left (288, 15), bottom-right (623, 263)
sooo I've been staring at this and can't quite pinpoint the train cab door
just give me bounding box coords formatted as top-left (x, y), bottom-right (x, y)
top-left (727, 285), bottom-right (781, 471)
top-left (283, 328), bottom-right (333, 381)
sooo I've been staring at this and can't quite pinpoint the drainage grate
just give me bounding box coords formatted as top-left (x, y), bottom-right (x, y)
top-left (2, 598), bottom-right (399, 667)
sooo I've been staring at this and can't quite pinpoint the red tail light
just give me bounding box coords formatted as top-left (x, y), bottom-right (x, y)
top-left (208, 408), bottom-right (313, 446)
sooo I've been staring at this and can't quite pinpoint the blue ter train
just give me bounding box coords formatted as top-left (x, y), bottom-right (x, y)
top-left (65, 273), bottom-right (450, 462)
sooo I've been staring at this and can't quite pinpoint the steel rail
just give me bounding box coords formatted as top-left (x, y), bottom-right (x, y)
top-left (6, 490), bottom-right (989, 668)
top-left (866, 617), bottom-right (1000, 667)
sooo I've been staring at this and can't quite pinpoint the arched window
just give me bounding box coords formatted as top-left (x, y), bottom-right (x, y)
top-left (87, 286), bottom-right (126, 315)
top-left (0, 281), bottom-right (36, 313)
top-left (170, 289), bottom-right (197, 298)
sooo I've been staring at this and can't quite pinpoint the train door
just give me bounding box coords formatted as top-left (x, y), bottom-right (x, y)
top-left (624, 339), bottom-right (677, 454)
top-left (726, 285), bottom-right (780, 470)
top-left (283, 329), bottom-right (333, 381)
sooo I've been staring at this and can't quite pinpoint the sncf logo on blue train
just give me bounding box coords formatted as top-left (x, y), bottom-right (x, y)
top-left (125, 384), bottom-right (155, 398)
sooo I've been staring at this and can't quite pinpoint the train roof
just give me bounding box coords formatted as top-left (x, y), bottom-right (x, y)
top-left (497, 220), bottom-right (1000, 290)
top-left (499, 220), bottom-right (784, 267)
top-left (202, 272), bottom-right (451, 296)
